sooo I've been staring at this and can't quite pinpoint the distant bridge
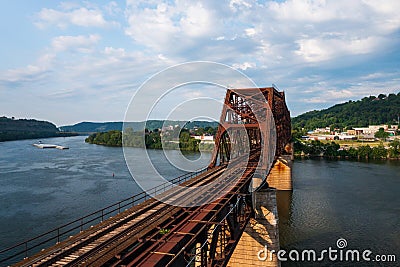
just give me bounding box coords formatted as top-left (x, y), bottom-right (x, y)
top-left (1, 86), bottom-right (292, 267)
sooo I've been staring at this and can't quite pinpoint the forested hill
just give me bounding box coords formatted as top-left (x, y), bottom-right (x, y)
top-left (0, 116), bottom-right (75, 142)
top-left (60, 120), bottom-right (219, 133)
top-left (292, 92), bottom-right (400, 130)
top-left (60, 121), bottom-right (123, 133)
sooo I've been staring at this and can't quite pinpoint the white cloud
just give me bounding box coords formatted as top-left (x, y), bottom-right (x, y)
top-left (0, 53), bottom-right (55, 82)
top-left (326, 89), bottom-right (354, 99)
top-left (104, 1), bottom-right (122, 16)
top-left (267, 0), bottom-right (356, 22)
top-left (124, 2), bottom-right (179, 51)
top-left (233, 62), bottom-right (256, 70)
top-left (2, 34), bottom-right (101, 83)
top-left (35, 6), bottom-right (115, 28)
top-left (51, 34), bottom-right (101, 52)
top-left (121, 0), bottom-right (400, 69)
top-left (180, 3), bottom-right (213, 38)
top-left (304, 97), bottom-right (328, 104)
top-left (261, 0), bottom-right (400, 64)
top-left (359, 72), bottom-right (397, 80)
top-left (104, 46), bottom-right (126, 56)
top-left (229, 0), bottom-right (252, 12)
top-left (59, 2), bottom-right (81, 11)
top-left (245, 28), bottom-right (256, 37)
top-left (124, 1), bottom-right (218, 53)
top-left (295, 36), bottom-right (385, 62)
top-left (362, 0), bottom-right (400, 33)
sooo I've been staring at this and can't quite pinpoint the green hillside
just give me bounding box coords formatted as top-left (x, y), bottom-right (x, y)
top-left (60, 121), bottom-right (124, 133)
top-left (0, 116), bottom-right (75, 142)
top-left (292, 92), bottom-right (400, 131)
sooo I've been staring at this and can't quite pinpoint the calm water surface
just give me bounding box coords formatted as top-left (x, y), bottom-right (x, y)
top-left (0, 136), bottom-right (210, 251)
top-left (0, 136), bottom-right (399, 266)
top-left (278, 159), bottom-right (400, 266)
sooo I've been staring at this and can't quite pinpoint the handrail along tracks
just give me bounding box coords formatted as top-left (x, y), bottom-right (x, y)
top-left (6, 150), bottom-right (260, 267)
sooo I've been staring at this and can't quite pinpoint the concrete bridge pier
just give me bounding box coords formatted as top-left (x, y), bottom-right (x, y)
top-left (266, 155), bottom-right (293, 191)
top-left (228, 153), bottom-right (293, 267)
top-left (227, 188), bottom-right (280, 266)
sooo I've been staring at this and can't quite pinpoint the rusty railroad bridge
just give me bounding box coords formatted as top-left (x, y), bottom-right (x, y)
top-left (1, 86), bottom-right (292, 267)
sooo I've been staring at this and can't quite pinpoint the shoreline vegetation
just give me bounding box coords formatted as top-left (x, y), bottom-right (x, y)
top-left (85, 127), bottom-right (215, 152)
top-left (294, 139), bottom-right (400, 160)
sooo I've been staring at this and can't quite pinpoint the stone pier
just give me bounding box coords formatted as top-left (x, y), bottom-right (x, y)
top-left (266, 155), bottom-right (293, 191)
top-left (228, 152), bottom-right (293, 266)
top-left (227, 188), bottom-right (280, 267)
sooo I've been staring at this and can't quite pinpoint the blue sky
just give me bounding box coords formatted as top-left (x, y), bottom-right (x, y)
top-left (0, 0), bottom-right (399, 126)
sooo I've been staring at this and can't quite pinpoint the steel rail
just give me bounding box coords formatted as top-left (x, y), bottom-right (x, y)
top-left (13, 166), bottom-right (226, 267)
top-left (60, 167), bottom-right (228, 267)
top-left (113, 151), bottom-right (260, 266)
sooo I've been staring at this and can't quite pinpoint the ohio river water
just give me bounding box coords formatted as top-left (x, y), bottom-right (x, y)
top-left (0, 136), bottom-right (399, 266)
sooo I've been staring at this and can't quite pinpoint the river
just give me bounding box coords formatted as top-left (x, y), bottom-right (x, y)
top-left (0, 136), bottom-right (399, 266)
top-left (278, 159), bottom-right (399, 266)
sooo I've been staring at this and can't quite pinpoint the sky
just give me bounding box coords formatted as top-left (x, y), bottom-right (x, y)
top-left (0, 0), bottom-right (399, 126)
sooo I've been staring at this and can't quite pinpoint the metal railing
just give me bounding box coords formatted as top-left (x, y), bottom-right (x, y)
top-left (185, 196), bottom-right (243, 267)
top-left (0, 168), bottom-right (208, 265)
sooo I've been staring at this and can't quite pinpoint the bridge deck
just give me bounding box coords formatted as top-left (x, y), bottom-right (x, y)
top-left (123, 166), bottom-right (256, 267)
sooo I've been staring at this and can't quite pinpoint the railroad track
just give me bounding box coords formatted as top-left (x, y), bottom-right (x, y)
top-left (112, 165), bottom-right (256, 267)
top-left (14, 150), bottom-right (261, 267)
top-left (14, 166), bottom-right (228, 267)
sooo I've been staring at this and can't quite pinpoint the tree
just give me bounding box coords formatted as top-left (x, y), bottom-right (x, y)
top-left (358, 145), bottom-right (372, 159)
top-left (378, 93), bottom-right (386, 100)
top-left (374, 128), bottom-right (389, 140)
top-left (371, 144), bottom-right (387, 159)
top-left (123, 127), bottom-right (134, 146)
top-left (388, 139), bottom-right (400, 158)
top-left (194, 127), bottom-right (205, 135)
top-left (324, 142), bottom-right (340, 157)
top-left (347, 147), bottom-right (358, 158)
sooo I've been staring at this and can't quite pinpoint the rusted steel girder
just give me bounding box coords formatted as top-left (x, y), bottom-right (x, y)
top-left (208, 87), bottom-right (291, 177)
top-left (118, 164), bottom-right (258, 267)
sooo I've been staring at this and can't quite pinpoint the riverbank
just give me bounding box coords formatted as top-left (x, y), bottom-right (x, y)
top-left (0, 132), bottom-right (79, 142)
top-left (294, 139), bottom-right (400, 160)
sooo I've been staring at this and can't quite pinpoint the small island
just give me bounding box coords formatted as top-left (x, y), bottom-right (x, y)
top-left (85, 126), bottom-right (216, 152)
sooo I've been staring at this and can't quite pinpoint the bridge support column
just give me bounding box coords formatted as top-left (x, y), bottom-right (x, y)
top-left (227, 188), bottom-right (280, 267)
top-left (266, 155), bottom-right (293, 190)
